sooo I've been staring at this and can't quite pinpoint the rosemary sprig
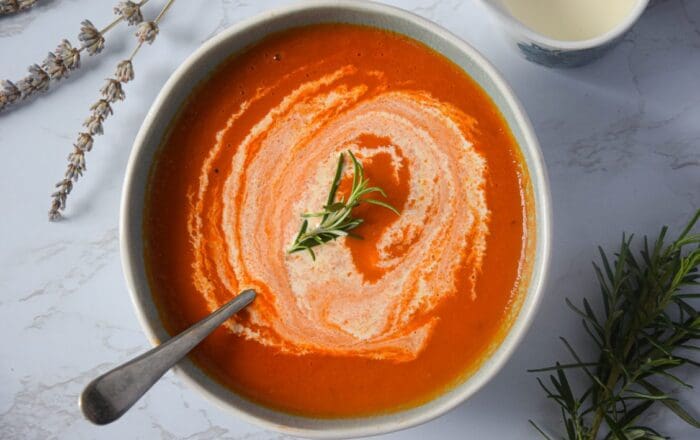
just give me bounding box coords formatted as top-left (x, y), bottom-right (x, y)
top-left (530, 209), bottom-right (700, 440)
top-left (287, 151), bottom-right (399, 260)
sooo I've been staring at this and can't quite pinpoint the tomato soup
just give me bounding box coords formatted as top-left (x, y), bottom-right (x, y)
top-left (144, 24), bottom-right (533, 417)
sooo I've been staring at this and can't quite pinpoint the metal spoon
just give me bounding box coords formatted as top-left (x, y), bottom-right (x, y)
top-left (80, 289), bottom-right (256, 425)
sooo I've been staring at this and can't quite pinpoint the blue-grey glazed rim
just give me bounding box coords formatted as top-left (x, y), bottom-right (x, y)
top-left (120, 1), bottom-right (552, 438)
top-left (516, 37), bottom-right (622, 68)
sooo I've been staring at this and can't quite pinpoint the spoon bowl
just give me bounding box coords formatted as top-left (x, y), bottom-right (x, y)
top-left (80, 290), bottom-right (256, 425)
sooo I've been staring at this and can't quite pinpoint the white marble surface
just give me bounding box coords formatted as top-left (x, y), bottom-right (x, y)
top-left (1, 0), bottom-right (699, 439)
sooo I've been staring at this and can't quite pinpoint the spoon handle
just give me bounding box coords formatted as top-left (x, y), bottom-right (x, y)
top-left (80, 289), bottom-right (256, 425)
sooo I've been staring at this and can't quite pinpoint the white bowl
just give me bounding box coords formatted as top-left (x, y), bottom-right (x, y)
top-left (120, 1), bottom-right (551, 437)
top-left (476, 0), bottom-right (650, 67)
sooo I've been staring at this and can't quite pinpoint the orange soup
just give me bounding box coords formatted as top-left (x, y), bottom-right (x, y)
top-left (144, 24), bottom-right (533, 417)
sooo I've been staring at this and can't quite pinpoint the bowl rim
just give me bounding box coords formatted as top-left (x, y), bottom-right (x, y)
top-left (475, 0), bottom-right (650, 50)
top-left (120, 0), bottom-right (552, 437)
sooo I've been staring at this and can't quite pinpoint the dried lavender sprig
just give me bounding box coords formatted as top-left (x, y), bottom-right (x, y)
top-left (0, 0), bottom-right (37, 16)
top-left (49, 0), bottom-right (176, 221)
top-left (0, 0), bottom-right (150, 114)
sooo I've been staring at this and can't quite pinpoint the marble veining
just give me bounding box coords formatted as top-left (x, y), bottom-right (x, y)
top-left (0, 0), bottom-right (698, 439)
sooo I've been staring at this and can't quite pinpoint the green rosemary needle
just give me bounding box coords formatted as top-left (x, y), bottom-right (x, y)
top-left (530, 209), bottom-right (700, 440)
top-left (287, 151), bottom-right (399, 260)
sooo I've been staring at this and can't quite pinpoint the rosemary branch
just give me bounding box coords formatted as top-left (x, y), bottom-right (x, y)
top-left (0, 1), bottom-right (150, 114)
top-left (287, 151), bottom-right (399, 260)
top-left (530, 209), bottom-right (700, 440)
top-left (48, 0), bottom-right (175, 221)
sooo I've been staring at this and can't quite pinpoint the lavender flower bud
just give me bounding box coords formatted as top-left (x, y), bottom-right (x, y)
top-left (114, 1), bottom-right (143, 26)
top-left (100, 78), bottom-right (125, 103)
top-left (48, 198), bottom-right (63, 221)
top-left (114, 60), bottom-right (134, 83)
top-left (66, 146), bottom-right (86, 169)
top-left (0, 1), bottom-right (17, 14)
top-left (50, 178), bottom-right (73, 215)
top-left (79, 19), bottom-right (105, 55)
top-left (52, 179), bottom-right (73, 198)
top-left (74, 132), bottom-right (94, 152)
top-left (0, 0), bottom-right (35, 14)
top-left (83, 114), bottom-right (104, 136)
top-left (18, 0), bottom-right (36, 10)
top-left (135, 21), bottom-right (158, 45)
top-left (65, 161), bottom-right (83, 180)
top-left (67, 148), bottom-right (86, 173)
top-left (55, 39), bottom-right (80, 70)
top-left (17, 64), bottom-right (50, 98)
top-left (90, 99), bottom-right (113, 119)
top-left (1, 80), bottom-right (21, 105)
top-left (42, 52), bottom-right (69, 80)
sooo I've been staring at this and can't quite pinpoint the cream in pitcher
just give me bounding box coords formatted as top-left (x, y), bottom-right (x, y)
top-left (479, 0), bottom-right (648, 67)
top-left (499, 0), bottom-right (638, 41)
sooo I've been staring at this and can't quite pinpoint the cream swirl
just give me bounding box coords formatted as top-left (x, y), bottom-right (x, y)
top-left (187, 66), bottom-right (490, 361)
